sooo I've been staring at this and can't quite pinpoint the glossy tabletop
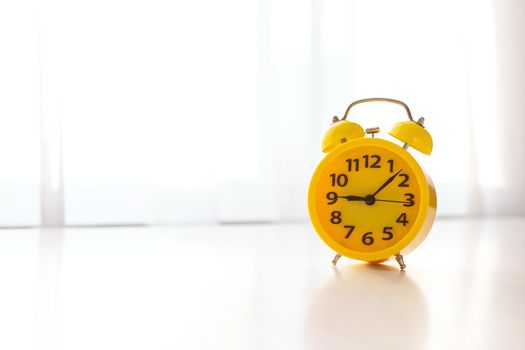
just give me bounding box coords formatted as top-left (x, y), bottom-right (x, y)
top-left (0, 218), bottom-right (524, 349)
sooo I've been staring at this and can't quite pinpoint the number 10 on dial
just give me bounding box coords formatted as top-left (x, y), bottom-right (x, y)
top-left (308, 98), bottom-right (436, 270)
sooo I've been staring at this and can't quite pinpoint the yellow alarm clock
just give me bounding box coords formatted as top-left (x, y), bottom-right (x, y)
top-left (308, 98), bottom-right (436, 270)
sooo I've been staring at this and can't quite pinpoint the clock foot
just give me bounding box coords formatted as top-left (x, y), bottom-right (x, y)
top-left (395, 254), bottom-right (406, 270)
top-left (332, 254), bottom-right (342, 266)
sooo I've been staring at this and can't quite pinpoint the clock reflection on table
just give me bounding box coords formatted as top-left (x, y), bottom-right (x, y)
top-left (306, 263), bottom-right (428, 350)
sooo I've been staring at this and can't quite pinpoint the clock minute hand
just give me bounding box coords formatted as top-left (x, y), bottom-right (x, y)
top-left (372, 169), bottom-right (403, 196)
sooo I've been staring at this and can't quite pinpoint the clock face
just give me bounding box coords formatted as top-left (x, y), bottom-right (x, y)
top-left (309, 138), bottom-right (430, 260)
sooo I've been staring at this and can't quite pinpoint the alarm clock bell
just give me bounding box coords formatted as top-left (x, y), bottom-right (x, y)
top-left (390, 119), bottom-right (433, 155)
top-left (321, 119), bottom-right (365, 153)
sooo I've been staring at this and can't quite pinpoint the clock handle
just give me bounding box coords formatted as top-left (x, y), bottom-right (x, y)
top-left (342, 97), bottom-right (414, 122)
top-left (341, 97), bottom-right (433, 155)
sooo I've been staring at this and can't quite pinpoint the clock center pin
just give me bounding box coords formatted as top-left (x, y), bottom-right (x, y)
top-left (364, 195), bottom-right (376, 205)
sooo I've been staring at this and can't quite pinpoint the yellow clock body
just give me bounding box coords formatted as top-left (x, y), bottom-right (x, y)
top-left (309, 137), bottom-right (436, 262)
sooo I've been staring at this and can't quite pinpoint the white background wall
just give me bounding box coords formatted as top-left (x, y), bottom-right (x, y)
top-left (0, 0), bottom-right (523, 227)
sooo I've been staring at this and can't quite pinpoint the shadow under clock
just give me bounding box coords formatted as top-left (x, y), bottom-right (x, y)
top-left (306, 263), bottom-right (428, 350)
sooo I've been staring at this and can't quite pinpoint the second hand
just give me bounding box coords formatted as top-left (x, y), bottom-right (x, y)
top-left (375, 199), bottom-right (410, 204)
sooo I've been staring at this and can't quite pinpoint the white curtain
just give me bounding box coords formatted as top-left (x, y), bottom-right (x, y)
top-left (0, 1), bottom-right (40, 226)
top-left (0, 0), bottom-right (523, 226)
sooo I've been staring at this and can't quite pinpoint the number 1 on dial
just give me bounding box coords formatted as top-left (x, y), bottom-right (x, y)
top-left (388, 159), bottom-right (394, 172)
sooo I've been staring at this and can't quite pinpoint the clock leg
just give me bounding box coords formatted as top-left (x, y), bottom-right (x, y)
top-left (395, 254), bottom-right (406, 270)
top-left (332, 254), bottom-right (342, 266)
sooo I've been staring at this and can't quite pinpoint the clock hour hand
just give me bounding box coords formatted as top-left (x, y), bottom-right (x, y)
top-left (339, 195), bottom-right (367, 201)
top-left (372, 169), bottom-right (403, 196)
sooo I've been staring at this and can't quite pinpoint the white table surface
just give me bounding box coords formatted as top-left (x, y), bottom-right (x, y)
top-left (0, 218), bottom-right (524, 350)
